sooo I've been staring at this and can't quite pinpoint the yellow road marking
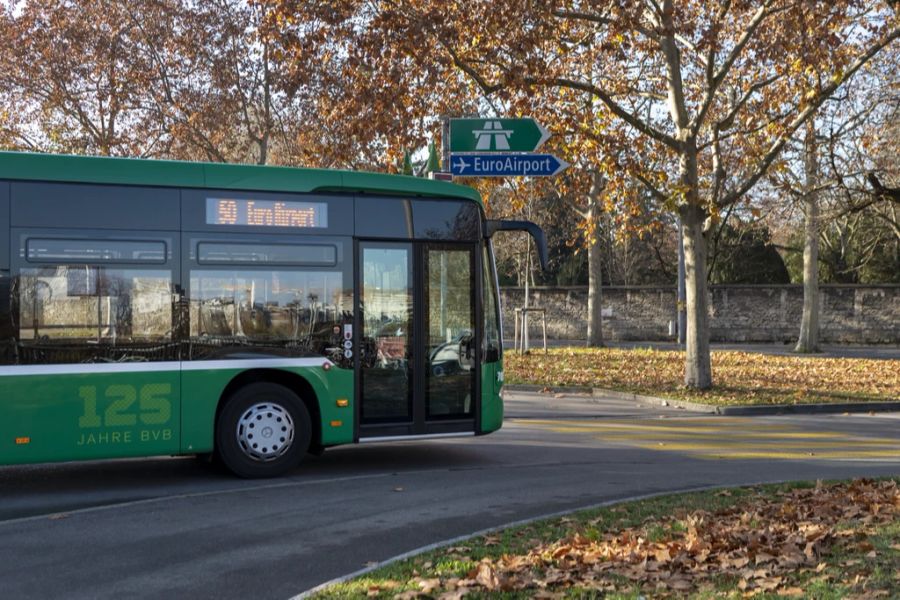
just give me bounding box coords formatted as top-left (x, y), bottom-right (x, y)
top-left (683, 450), bottom-right (900, 460)
top-left (518, 418), bottom-right (793, 428)
top-left (597, 433), bottom-right (898, 444)
top-left (530, 425), bottom-right (846, 438)
top-left (515, 421), bottom-right (850, 438)
top-left (510, 418), bottom-right (900, 461)
top-left (631, 441), bottom-right (899, 451)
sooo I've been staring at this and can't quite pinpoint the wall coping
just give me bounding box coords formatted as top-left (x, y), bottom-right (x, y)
top-left (502, 284), bottom-right (900, 292)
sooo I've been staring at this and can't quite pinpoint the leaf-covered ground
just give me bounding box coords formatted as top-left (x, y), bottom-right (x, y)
top-left (313, 479), bottom-right (900, 599)
top-left (504, 348), bottom-right (900, 406)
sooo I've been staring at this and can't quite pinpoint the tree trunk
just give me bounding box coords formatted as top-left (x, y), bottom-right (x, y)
top-left (681, 203), bottom-right (712, 389)
top-left (659, 8), bottom-right (710, 388)
top-left (795, 123), bottom-right (821, 353)
top-left (586, 172), bottom-right (604, 347)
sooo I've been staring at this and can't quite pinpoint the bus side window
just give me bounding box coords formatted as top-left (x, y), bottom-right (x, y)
top-left (16, 266), bottom-right (174, 364)
top-left (187, 268), bottom-right (352, 366)
top-left (0, 271), bottom-right (13, 365)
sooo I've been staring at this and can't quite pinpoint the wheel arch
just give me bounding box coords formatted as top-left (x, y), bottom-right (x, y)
top-left (216, 369), bottom-right (323, 450)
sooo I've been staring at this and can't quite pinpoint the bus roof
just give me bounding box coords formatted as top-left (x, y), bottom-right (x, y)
top-left (0, 151), bottom-right (482, 204)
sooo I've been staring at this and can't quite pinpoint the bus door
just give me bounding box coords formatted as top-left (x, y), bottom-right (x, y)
top-left (357, 241), bottom-right (477, 438)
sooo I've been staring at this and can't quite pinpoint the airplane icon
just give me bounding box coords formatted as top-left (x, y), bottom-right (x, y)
top-left (453, 156), bottom-right (471, 173)
top-left (453, 156), bottom-right (473, 173)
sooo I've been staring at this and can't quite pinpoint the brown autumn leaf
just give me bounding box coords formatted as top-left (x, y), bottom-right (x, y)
top-left (725, 556), bottom-right (752, 569)
top-left (368, 580), bottom-right (401, 595)
top-left (757, 576), bottom-right (783, 591)
top-left (436, 591), bottom-right (468, 600)
top-left (532, 591), bottom-right (565, 600)
top-left (653, 546), bottom-right (672, 563)
top-left (416, 578), bottom-right (441, 593)
top-left (474, 562), bottom-right (499, 590)
top-left (392, 591), bottom-right (426, 600)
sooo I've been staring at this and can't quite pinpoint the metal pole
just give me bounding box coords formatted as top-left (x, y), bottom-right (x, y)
top-left (523, 179), bottom-right (533, 353)
top-left (441, 117), bottom-right (451, 175)
top-left (523, 235), bottom-right (530, 353)
top-left (677, 217), bottom-right (686, 345)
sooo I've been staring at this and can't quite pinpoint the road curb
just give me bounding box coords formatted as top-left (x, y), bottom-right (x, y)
top-left (503, 384), bottom-right (900, 416)
top-left (502, 383), bottom-right (594, 394)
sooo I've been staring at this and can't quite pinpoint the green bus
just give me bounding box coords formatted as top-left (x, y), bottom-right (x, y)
top-left (0, 152), bottom-right (546, 477)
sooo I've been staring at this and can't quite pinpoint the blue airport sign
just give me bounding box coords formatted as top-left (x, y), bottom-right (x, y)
top-left (450, 153), bottom-right (569, 177)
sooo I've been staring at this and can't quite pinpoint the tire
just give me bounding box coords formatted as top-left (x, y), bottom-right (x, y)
top-left (215, 382), bottom-right (312, 478)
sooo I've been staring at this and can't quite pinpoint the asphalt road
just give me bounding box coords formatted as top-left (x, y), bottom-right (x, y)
top-left (1, 391), bottom-right (898, 599)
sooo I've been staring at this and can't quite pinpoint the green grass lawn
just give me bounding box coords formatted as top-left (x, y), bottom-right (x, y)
top-left (311, 479), bottom-right (900, 599)
top-left (504, 348), bottom-right (900, 406)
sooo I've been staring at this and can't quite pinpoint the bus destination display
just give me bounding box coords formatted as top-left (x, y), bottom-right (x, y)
top-left (206, 198), bottom-right (328, 228)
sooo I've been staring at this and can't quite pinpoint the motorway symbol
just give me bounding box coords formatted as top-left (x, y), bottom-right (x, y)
top-left (450, 118), bottom-right (550, 153)
top-left (473, 121), bottom-right (513, 150)
top-left (450, 153), bottom-right (570, 177)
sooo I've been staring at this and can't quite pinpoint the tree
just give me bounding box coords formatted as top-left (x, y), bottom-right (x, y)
top-left (765, 39), bottom-right (898, 350)
top-left (0, 0), bottom-right (307, 165)
top-left (0, 0), bottom-right (173, 155)
top-left (267, 0), bottom-right (899, 388)
top-left (138, 0), bottom-right (300, 165)
top-left (796, 120), bottom-right (822, 352)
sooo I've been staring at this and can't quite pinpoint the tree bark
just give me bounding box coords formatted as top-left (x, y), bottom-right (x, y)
top-left (680, 203), bottom-right (712, 389)
top-left (586, 171), bottom-right (604, 347)
top-left (796, 122), bottom-right (821, 353)
top-left (660, 4), bottom-right (710, 388)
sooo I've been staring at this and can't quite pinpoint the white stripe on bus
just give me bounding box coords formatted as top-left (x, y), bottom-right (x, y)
top-left (0, 358), bottom-right (331, 377)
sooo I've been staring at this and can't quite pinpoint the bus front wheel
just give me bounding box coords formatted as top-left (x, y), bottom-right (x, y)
top-left (215, 382), bottom-right (311, 478)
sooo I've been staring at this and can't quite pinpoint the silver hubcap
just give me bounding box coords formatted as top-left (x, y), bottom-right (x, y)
top-left (236, 403), bottom-right (294, 462)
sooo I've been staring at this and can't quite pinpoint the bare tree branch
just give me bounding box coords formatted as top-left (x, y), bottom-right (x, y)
top-left (691, 0), bottom-right (780, 136)
top-left (538, 76), bottom-right (681, 149)
top-left (721, 24), bottom-right (900, 207)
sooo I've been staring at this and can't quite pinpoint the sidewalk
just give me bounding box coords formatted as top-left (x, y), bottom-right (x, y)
top-left (503, 385), bottom-right (900, 416)
top-left (503, 339), bottom-right (900, 361)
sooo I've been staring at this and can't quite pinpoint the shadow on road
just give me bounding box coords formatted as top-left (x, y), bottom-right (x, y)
top-left (0, 442), bottom-right (500, 522)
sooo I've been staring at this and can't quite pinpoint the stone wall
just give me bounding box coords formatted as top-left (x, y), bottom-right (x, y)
top-left (500, 284), bottom-right (900, 344)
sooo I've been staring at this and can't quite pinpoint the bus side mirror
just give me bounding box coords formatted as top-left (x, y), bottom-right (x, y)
top-left (484, 346), bottom-right (500, 363)
top-left (485, 220), bottom-right (548, 271)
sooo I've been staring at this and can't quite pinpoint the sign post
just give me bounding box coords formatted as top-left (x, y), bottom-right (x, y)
top-left (448, 117), bottom-right (569, 352)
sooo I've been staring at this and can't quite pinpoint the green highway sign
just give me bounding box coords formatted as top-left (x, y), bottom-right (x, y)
top-left (449, 118), bottom-right (550, 153)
